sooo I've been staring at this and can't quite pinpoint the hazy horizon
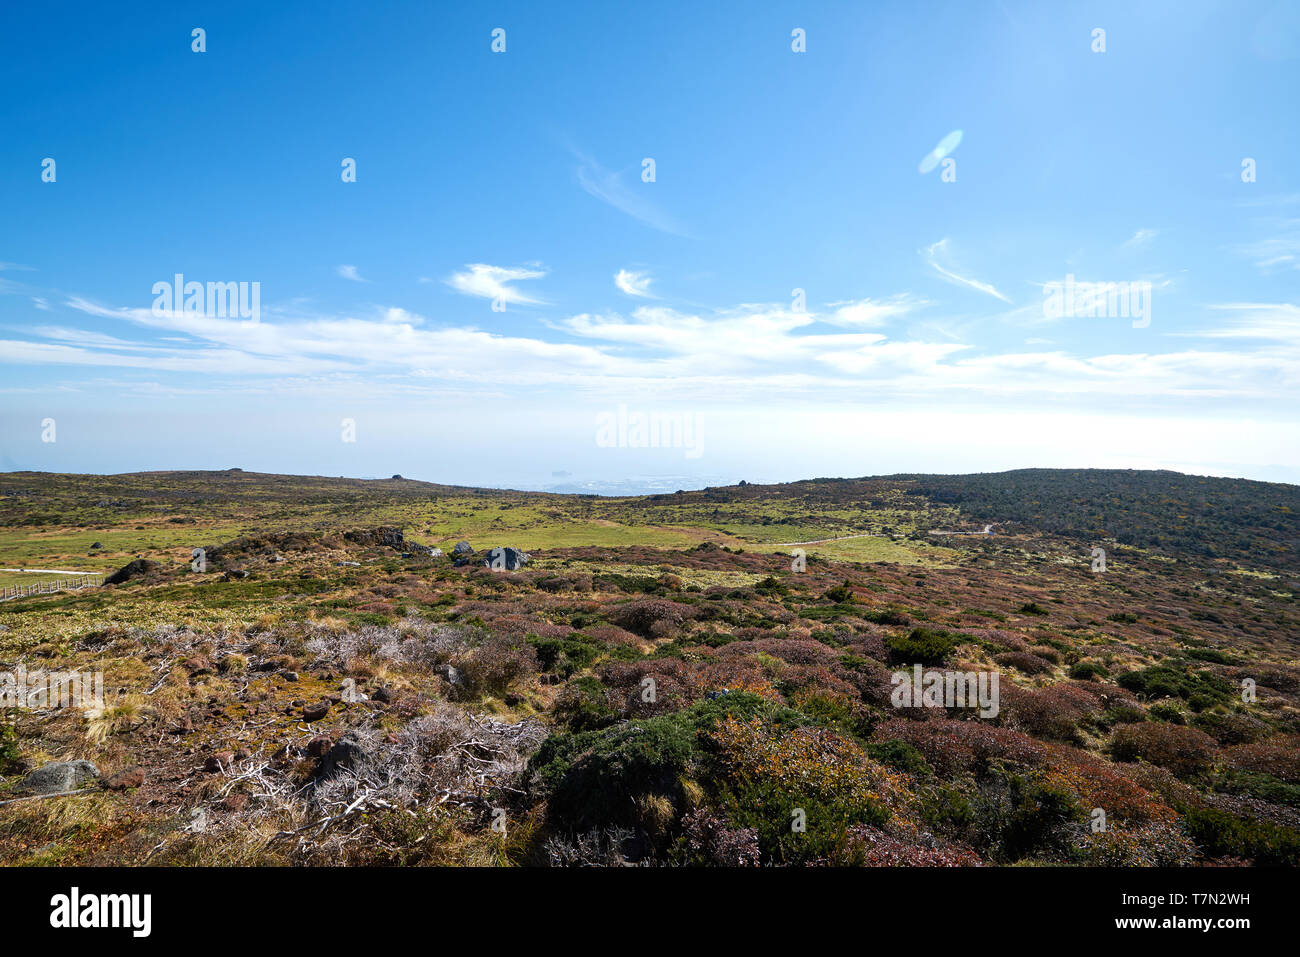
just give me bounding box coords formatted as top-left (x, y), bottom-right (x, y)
top-left (4, 1), bottom-right (1298, 489)
top-left (5, 460), bottom-right (1297, 499)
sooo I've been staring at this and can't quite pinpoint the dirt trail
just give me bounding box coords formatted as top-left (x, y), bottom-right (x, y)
top-left (764, 533), bottom-right (877, 547)
top-left (1, 567), bottom-right (99, 575)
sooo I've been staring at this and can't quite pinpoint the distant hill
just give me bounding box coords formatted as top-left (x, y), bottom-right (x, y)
top-left (892, 469), bottom-right (1300, 572)
top-left (1, 466), bottom-right (1296, 573)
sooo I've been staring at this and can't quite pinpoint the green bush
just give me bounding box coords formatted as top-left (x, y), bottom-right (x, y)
top-left (755, 576), bottom-right (788, 597)
top-left (860, 607), bottom-right (911, 626)
top-left (705, 719), bottom-right (889, 864)
top-left (1182, 807), bottom-right (1300, 866)
top-left (972, 767), bottom-right (1086, 863)
top-left (528, 692), bottom-right (807, 837)
top-left (788, 687), bottom-right (876, 739)
top-left (527, 632), bottom-right (603, 677)
top-left (920, 784), bottom-right (975, 835)
top-left (1117, 665), bottom-right (1234, 708)
top-left (1214, 769), bottom-right (1300, 809)
top-left (866, 738), bottom-right (932, 777)
top-left (552, 676), bottom-right (619, 732)
top-left (885, 626), bottom-right (957, 666)
top-left (0, 716), bottom-right (22, 775)
top-left (1147, 702), bottom-right (1186, 724)
top-left (1068, 661), bottom-right (1109, 681)
top-left (528, 714), bottom-right (699, 833)
top-left (822, 581), bottom-right (854, 604)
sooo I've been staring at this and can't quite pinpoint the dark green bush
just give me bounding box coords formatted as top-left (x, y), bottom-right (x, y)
top-left (860, 606), bottom-right (911, 626)
top-left (528, 692), bottom-right (807, 836)
top-left (755, 576), bottom-right (788, 596)
top-left (0, 716), bottom-right (22, 775)
top-left (1117, 665), bottom-right (1234, 708)
top-left (822, 581), bottom-right (854, 604)
top-left (1214, 769), bottom-right (1300, 809)
top-left (528, 714), bottom-right (698, 833)
top-left (552, 676), bottom-right (619, 732)
top-left (1068, 661), bottom-right (1109, 680)
top-left (527, 632), bottom-right (602, 677)
top-left (972, 767), bottom-right (1086, 862)
top-left (885, 626), bottom-right (957, 666)
top-left (1182, 807), bottom-right (1300, 866)
top-left (920, 784), bottom-right (975, 835)
top-left (866, 738), bottom-right (932, 777)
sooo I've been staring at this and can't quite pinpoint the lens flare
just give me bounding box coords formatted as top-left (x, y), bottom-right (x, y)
top-left (918, 129), bottom-right (963, 174)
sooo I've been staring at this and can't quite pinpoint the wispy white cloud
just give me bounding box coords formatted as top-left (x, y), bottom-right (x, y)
top-left (823, 295), bottom-right (924, 327)
top-left (1232, 231), bottom-right (1300, 271)
top-left (337, 264), bottom-right (370, 283)
top-left (21, 293), bottom-right (1294, 410)
top-left (923, 239), bottom-right (1011, 303)
top-left (614, 269), bottom-right (655, 298)
top-left (575, 153), bottom-right (686, 236)
top-left (1122, 228), bottom-right (1158, 250)
top-left (446, 263), bottom-right (547, 305)
top-left (1179, 302), bottom-right (1300, 342)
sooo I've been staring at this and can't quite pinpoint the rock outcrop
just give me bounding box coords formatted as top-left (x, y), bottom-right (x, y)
top-left (18, 759), bottom-right (100, 794)
top-left (104, 559), bottom-right (161, 585)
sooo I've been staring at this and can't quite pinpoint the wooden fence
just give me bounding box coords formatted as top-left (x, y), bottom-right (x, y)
top-left (0, 575), bottom-right (104, 601)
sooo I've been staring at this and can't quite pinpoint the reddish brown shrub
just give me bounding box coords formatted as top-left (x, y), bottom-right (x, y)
top-left (719, 638), bottom-right (838, 668)
top-left (843, 631), bottom-right (888, 662)
top-left (873, 716), bottom-right (1047, 778)
top-left (999, 683), bottom-right (1100, 742)
top-left (1040, 744), bottom-right (1177, 824)
top-left (610, 598), bottom-right (693, 638)
top-left (595, 659), bottom-right (693, 717)
top-left (1111, 723), bottom-right (1216, 779)
top-left (1222, 737), bottom-right (1300, 784)
top-left (994, 651), bottom-right (1054, 675)
top-left (585, 624), bottom-right (643, 650)
top-left (960, 629), bottom-right (1029, 652)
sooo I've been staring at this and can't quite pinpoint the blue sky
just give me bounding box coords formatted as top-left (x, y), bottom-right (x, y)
top-left (2, 0), bottom-right (1298, 491)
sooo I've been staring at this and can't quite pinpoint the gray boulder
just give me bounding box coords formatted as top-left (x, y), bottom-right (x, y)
top-left (483, 546), bottom-right (530, 571)
top-left (452, 541), bottom-right (474, 555)
top-left (315, 733), bottom-right (367, 783)
top-left (436, 663), bottom-right (463, 686)
top-left (19, 759), bottom-right (100, 794)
